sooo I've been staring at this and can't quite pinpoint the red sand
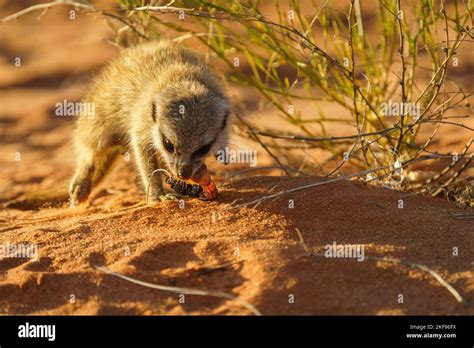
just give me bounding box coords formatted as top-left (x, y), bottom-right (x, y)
top-left (0, 173), bottom-right (473, 315)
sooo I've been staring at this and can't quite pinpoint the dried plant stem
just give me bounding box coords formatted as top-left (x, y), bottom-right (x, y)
top-left (294, 227), bottom-right (468, 306)
top-left (222, 155), bottom-right (441, 211)
top-left (1, 0), bottom-right (93, 23)
top-left (302, 252), bottom-right (468, 306)
top-left (95, 265), bottom-right (261, 315)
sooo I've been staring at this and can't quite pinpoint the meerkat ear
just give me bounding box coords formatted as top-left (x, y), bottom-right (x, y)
top-left (152, 94), bottom-right (166, 122)
top-left (216, 98), bottom-right (230, 128)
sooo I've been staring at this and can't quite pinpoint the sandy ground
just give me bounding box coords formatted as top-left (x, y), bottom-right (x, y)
top-left (0, 1), bottom-right (473, 315)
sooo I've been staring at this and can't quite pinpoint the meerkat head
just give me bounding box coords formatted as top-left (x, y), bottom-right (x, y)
top-left (151, 80), bottom-right (230, 180)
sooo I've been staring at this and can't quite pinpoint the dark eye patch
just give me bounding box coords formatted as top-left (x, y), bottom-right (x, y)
top-left (152, 102), bottom-right (157, 122)
top-left (194, 142), bottom-right (213, 157)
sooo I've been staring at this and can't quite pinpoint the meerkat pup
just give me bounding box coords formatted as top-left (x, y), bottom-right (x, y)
top-left (69, 41), bottom-right (231, 205)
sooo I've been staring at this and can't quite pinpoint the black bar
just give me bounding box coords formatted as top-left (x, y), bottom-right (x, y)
top-left (0, 316), bottom-right (472, 346)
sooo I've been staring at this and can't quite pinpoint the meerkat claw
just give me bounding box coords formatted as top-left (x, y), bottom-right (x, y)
top-left (156, 193), bottom-right (180, 202)
top-left (69, 178), bottom-right (92, 206)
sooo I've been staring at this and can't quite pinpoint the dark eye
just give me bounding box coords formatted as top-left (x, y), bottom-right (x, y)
top-left (194, 142), bottom-right (213, 157)
top-left (163, 137), bottom-right (174, 153)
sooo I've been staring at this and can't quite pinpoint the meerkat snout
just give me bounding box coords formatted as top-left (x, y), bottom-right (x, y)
top-left (151, 82), bottom-right (230, 180)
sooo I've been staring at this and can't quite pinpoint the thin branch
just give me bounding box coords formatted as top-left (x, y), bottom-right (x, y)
top-left (220, 155), bottom-right (442, 211)
top-left (1, 0), bottom-right (93, 23)
top-left (302, 252), bottom-right (468, 306)
top-left (395, 0), bottom-right (407, 153)
top-left (95, 265), bottom-right (262, 315)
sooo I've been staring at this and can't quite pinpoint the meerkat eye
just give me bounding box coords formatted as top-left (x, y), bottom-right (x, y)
top-left (194, 142), bottom-right (213, 157)
top-left (163, 137), bottom-right (174, 153)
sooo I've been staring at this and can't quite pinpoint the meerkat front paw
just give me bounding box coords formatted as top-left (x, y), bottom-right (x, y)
top-left (69, 177), bottom-right (92, 206)
top-left (147, 192), bottom-right (181, 204)
top-left (159, 193), bottom-right (181, 201)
